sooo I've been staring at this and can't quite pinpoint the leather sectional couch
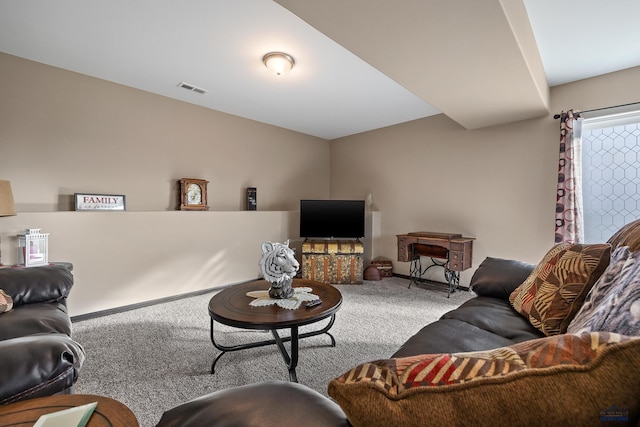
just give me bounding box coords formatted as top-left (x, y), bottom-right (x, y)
top-left (0, 264), bottom-right (85, 405)
top-left (157, 222), bottom-right (640, 426)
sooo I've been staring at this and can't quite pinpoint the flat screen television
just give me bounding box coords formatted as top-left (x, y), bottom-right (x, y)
top-left (300, 199), bottom-right (365, 239)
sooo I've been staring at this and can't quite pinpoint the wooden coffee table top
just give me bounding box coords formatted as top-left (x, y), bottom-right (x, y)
top-left (0, 394), bottom-right (138, 427)
top-left (209, 279), bottom-right (342, 329)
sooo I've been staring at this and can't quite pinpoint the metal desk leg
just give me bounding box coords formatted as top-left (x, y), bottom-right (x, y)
top-left (444, 267), bottom-right (460, 297)
top-left (409, 256), bottom-right (459, 298)
top-left (408, 257), bottom-right (422, 288)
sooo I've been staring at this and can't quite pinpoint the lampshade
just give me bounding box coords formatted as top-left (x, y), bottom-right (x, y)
top-left (262, 52), bottom-right (295, 76)
top-left (0, 180), bottom-right (16, 217)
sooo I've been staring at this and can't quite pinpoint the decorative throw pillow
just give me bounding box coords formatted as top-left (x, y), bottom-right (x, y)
top-left (328, 332), bottom-right (640, 427)
top-left (568, 246), bottom-right (640, 336)
top-left (0, 289), bottom-right (13, 313)
top-left (508, 243), bottom-right (611, 336)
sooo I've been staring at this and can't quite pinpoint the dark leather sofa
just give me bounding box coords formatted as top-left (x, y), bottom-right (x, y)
top-left (0, 264), bottom-right (85, 405)
top-left (158, 218), bottom-right (640, 426)
top-left (156, 257), bottom-right (544, 427)
top-left (391, 257), bottom-right (541, 357)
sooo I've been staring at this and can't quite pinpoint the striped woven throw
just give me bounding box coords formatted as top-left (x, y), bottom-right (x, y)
top-left (333, 332), bottom-right (637, 397)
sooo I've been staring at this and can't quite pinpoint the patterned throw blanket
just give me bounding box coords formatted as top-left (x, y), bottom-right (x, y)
top-left (329, 332), bottom-right (640, 426)
top-left (332, 331), bottom-right (637, 395)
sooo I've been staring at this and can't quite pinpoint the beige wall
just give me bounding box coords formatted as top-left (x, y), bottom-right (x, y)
top-left (1, 211), bottom-right (301, 315)
top-left (331, 66), bottom-right (640, 285)
top-left (2, 50), bottom-right (639, 316)
top-left (0, 53), bottom-right (329, 212)
top-left (0, 53), bottom-right (331, 316)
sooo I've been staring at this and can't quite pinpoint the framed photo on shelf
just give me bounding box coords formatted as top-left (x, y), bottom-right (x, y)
top-left (246, 187), bottom-right (257, 211)
top-left (179, 178), bottom-right (209, 211)
top-left (75, 193), bottom-right (126, 211)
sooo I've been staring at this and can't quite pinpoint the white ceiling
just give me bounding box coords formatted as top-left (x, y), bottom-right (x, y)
top-left (0, 0), bottom-right (639, 140)
top-left (523, 0), bottom-right (640, 87)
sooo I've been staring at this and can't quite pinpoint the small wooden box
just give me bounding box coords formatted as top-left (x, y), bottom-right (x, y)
top-left (371, 257), bottom-right (393, 277)
top-left (302, 240), bottom-right (363, 284)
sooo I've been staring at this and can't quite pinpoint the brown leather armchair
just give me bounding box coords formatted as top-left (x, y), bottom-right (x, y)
top-left (0, 264), bottom-right (85, 405)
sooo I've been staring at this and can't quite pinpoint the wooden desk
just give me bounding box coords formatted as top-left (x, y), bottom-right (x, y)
top-left (0, 394), bottom-right (139, 427)
top-left (397, 232), bottom-right (475, 296)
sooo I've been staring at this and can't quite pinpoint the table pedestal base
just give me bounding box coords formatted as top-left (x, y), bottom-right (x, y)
top-left (210, 315), bottom-right (337, 382)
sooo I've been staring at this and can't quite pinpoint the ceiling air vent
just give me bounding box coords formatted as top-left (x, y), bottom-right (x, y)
top-left (177, 81), bottom-right (207, 95)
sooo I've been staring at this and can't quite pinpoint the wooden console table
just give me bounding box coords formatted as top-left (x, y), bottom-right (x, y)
top-left (397, 232), bottom-right (475, 296)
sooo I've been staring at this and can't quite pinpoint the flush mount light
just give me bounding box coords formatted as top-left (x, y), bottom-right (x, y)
top-left (262, 52), bottom-right (295, 76)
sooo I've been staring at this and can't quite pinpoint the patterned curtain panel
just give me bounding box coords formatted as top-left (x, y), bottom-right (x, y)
top-left (555, 110), bottom-right (584, 243)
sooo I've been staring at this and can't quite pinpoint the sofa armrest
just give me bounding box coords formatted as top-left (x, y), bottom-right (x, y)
top-left (0, 265), bottom-right (73, 306)
top-left (469, 257), bottom-right (534, 300)
top-left (0, 334), bottom-right (85, 405)
top-left (329, 333), bottom-right (640, 427)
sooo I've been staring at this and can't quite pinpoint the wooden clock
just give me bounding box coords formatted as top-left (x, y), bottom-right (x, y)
top-left (179, 178), bottom-right (209, 211)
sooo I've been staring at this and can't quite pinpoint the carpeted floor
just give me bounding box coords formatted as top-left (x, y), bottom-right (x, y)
top-left (72, 277), bottom-right (473, 427)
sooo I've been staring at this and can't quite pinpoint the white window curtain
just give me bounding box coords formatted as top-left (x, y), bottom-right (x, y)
top-left (555, 110), bottom-right (584, 244)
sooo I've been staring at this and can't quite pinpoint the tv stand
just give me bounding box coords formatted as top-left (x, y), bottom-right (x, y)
top-left (301, 239), bottom-right (363, 284)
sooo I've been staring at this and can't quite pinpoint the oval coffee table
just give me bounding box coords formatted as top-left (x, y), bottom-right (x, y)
top-left (208, 279), bottom-right (342, 382)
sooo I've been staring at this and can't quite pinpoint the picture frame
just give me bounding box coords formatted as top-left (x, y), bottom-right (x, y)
top-left (179, 178), bottom-right (209, 211)
top-left (75, 193), bottom-right (126, 211)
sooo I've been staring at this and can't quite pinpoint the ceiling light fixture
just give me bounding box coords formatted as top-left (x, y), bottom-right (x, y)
top-left (262, 52), bottom-right (295, 76)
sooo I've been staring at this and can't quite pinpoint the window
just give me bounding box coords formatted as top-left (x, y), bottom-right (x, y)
top-left (582, 106), bottom-right (640, 243)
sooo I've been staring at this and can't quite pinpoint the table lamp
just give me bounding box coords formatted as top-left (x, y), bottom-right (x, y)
top-left (0, 180), bottom-right (17, 266)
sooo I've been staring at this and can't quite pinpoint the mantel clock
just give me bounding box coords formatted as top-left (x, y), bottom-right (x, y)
top-left (179, 178), bottom-right (209, 211)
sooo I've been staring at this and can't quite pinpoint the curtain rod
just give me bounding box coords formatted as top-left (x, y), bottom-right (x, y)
top-left (553, 101), bottom-right (640, 119)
